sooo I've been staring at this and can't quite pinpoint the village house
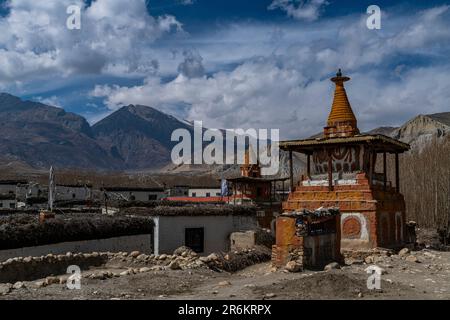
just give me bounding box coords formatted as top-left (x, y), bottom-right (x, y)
top-left (279, 69), bottom-right (410, 251)
top-left (0, 194), bottom-right (17, 209)
top-left (188, 186), bottom-right (221, 198)
top-left (122, 206), bottom-right (258, 255)
top-left (0, 179), bottom-right (27, 195)
top-left (104, 186), bottom-right (167, 201)
top-left (55, 183), bottom-right (93, 201)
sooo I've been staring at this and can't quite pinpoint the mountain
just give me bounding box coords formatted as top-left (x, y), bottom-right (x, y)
top-left (0, 92), bottom-right (447, 173)
top-left (92, 105), bottom-right (193, 170)
top-left (370, 112), bottom-right (450, 149)
top-left (0, 93), bottom-right (121, 170)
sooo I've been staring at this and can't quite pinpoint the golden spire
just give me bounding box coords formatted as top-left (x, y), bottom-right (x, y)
top-left (324, 69), bottom-right (359, 138)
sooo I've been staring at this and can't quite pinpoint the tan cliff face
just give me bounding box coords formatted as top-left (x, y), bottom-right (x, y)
top-left (390, 112), bottom-right (449, 150)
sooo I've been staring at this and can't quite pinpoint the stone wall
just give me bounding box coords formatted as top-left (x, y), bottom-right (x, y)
top-left (0, 234), bottom-right (152, 262)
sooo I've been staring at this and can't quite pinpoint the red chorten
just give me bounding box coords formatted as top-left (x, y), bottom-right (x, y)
top-left (276, 70), bottom-right (410, 258)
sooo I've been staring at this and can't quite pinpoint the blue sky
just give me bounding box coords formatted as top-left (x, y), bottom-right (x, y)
top-left (0, 0), bottom-right (449, 138)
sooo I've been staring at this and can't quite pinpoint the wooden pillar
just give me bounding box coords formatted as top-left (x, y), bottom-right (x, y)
top-left (383, 152), bottom-right (387, 191)
top-left (327, 150), bottom-right (333, 191)
top-left (395, 153), bottom-right (400, 193)
top-left (289, 150), bottom-right (294, 191)
top-left (307, 154), bottom-right (311, 178)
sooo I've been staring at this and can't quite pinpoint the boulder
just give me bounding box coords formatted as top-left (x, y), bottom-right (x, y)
top-left (129, 251), bottom-right (140, 258)
top-left (324, 262), bottom-right (341, 271)
top-left (405, 255), bottom-right (420, 263)
top-left (13, 282), bottom-right (25, 290)
top-left (285, 261), bottom-right (302, 273)
top-left (139, 267), bottom-right (151, 273)
top-left (398, 248), bottom-right (410, 257)
top-left (0, 283), bottom-right (12, 295)
top-left (169, 261), bottom-right (181, 270)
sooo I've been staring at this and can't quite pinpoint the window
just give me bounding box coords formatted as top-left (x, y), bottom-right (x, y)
top-left (185, 228), bottom-right (204, 253)
top-left (148, 194), bottom-right (157, 201)
top-left (0, 203), bottom-right (3, 208)
top-left (72, 193), bottom-right (76, 199)
top-left (9, 203), bottom-right (15, 209)
top-left (192, 192), bottom-right (196, 197)
top-left (205, 192), bottom-right (211, 197)
top-left (216, 193), bottom-right (221, 196)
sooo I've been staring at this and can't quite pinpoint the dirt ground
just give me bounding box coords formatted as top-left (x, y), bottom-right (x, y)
top-left (1, 248), bottom-right (450, 300)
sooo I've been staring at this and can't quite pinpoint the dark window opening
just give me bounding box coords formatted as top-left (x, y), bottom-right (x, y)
top-left (148, 194), bottom-right (157, 201)
top-left (205, 192), bottom-right (211, 197)
top-left (185, 228), bottom-right (204, 253)
top-left (192, 192), bottom-right (196, 197)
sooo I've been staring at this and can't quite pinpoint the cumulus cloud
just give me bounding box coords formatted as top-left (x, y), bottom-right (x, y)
top-left (177, 50), bottom-right (205, 78)
top-left (91, 5), bottom-right (450, 139)
top-left (0, 0), bottom-right (182, 87)
top-left (268, 0), bottom-right (329, 21)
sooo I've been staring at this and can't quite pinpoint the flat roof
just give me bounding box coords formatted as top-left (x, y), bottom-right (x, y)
top-left (104, 187), bottom-right (165, 192)
top-left (280, 134), bottom-right (410, 154)
top-left (226, 176), bottom-right (289, 183)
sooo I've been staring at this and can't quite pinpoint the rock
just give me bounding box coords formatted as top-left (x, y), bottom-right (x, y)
top-left (244, 284), bottom-right (256, 288)
top-left (218, 281), bottom-right (231, 286)
top-left (285, 261), bottom-right (302, 273)
top-left (358, 292), bottom-right (363, 298)
top-left (405, 255), bottom-right (420, 263)
top-left (324, 262), bottom-right (341, 271)
top-left (90, 272), bottom-right (107, 280)
top-left (59, 275), bottom-right (70, 284)
top-left (137, 254), bottom-right (147, 261)
top-left (35, 281), bottom-right (46, 288)
top-left (129, 251), bottom-right (140, 258)
top-left (364, 256), bottom-right (374, 264)
top-left (264, 293), bottom-right (276, 299)
top-left (345, 258), bottom-right (364, 265)
top-left (398, 248), bottom-right (410, 257)
top-left (23, 257), bottom-right (32, 263)
top-left (158, 254), bottom-right (168, 260)
top-left (151, 266), bottom-right (163, 271)
top-left (139, 267), bottom-right (151, 273)
top-left (224, 254), bottom-right (230, 261)
top-left (119, 270), bottom-right (130, 276)
top-left (44, 276), bottom-right (59, 286)
top-left (13, 282), bottom-right (25, 290)
top-left (169, 261), bottom-right (181, 270)
top-left (173, 246), bottom-right (195, 256)
top-left (206, 253), bottom-right (219, 262)
top-left (0, 283), bottom-right (12, 295)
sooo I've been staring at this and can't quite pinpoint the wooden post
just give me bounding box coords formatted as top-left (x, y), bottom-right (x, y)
top-left (395, 153), bottom-right (400, 193)
top-left (307, 154), bottom-right (311, 178)
top-left (289, 150), bottom-right (294, 191)
top-left (383, 152), bottom-right (387, 191)
top-left (328, 150), bottom-right (333, 191)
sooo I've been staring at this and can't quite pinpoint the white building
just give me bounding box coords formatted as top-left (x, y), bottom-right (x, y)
top-left (0, 180), bottom-right (27, 196)
top-left (56, 184), bottom-right (92, 201)
top-left (188, 186), bottom-right (222, 198)
top-left (104, 187), bottom-right (167, 201)
top-left (126, 206), bottom-right (257, 255)
top-left (0, 194), bottom-right (16, 209)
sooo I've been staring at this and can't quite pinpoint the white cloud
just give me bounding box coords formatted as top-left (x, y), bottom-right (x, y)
top-left (0, 0), bottom-right (183, 88)
top-left (91, 5), bottom-right (450, 139)
top-left (268, 0), bottom-right (329, 21)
